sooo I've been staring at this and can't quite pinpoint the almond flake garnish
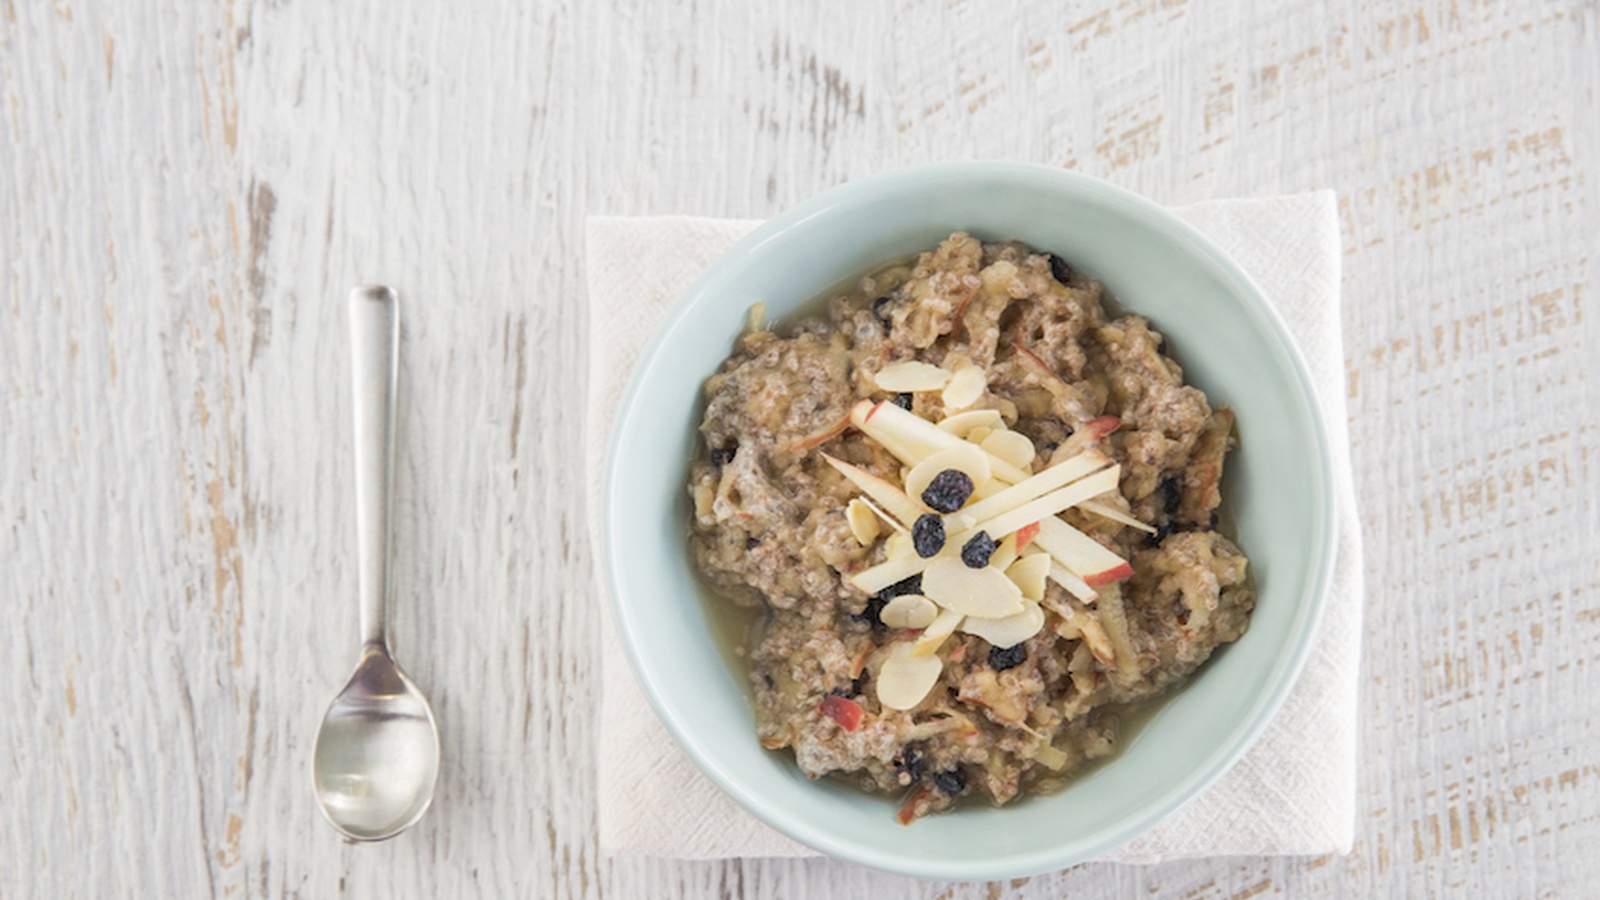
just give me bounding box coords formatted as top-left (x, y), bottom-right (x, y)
top-left (874, 360), bottom-right (952, 392)
top-left (877, 642), bottom-right (944, 710)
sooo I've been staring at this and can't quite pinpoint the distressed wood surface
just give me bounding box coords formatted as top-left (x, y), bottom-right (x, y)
top-left (2, 0), bottom-right (1597, 897)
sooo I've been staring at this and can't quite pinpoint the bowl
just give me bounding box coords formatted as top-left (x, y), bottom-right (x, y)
top-left (600, 162), bottom-right (1336, 878)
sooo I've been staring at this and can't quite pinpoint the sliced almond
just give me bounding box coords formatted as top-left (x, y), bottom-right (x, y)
top-left (961, 599), bottom-right (1045, 648)
top-left (911, 606), bottom-right (964, 657)
top-left (874, 360), bottom-right (952, 393)
top-left (966, 425), bottom-right (993, 445)
top-left (880, 594), bottom-right (938, 630)
top-left (921, 557), bottom-right (1025, 619)
top-left (981, 429), bottom-right (1036, 471)
top-left (942, 364), bottom-right (987, 410)
top-left (937, 408), bottom-right (1003, 436)
top-left (846, 498), bottom-right (881, 545)
top-left (877, 642), bottom-right (945, 710)
top-left (1005, 553), bottom-right (1051, 601)
top-left (904, 444), bottom-right (991, 506)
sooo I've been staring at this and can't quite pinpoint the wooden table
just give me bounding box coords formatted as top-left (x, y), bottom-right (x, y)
top-left (4, 1), bottom-right (1596, 896)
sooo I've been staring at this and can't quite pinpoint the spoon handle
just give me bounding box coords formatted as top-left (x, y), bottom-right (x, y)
top-left (349, 286), bottom-right (399, 651)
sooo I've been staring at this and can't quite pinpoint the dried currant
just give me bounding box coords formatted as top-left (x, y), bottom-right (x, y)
top-left (912, 514), bottom-right (946, 558)
top-left (932, 768), bottom-right (966, 795)
top-left (1046, 253), bottom-right (1073, 285)
top-left (921, 469), bottom-right (974, 513)
top-left (961, 531), bottom-right (996, 569)
top-left (989, 643), bottom-right (1026, 671)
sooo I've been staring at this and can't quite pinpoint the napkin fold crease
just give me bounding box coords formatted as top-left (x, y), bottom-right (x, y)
top-left (584, 192), bottom-right (1363, 864)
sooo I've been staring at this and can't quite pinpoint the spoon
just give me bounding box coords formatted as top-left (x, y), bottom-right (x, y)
top-left (312, 286), bottom-right (440, 841)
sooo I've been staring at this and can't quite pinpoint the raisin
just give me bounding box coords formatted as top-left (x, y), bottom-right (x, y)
top-left (893, 746), bottom-right (926, 783)
top-left (1146, 519), bottom-right (1177, 547)
top-left (912, 514), bottom-right (946, 558)
top-left (711, 443), bottom-right (737, 466)
top-left (989, 643), bottom-right (1026, 670)
top-left (932, 768), bottom-right (966, 795)
top-left (872, 295), bottom-right (894, 329)
top-left (1158, 476), bottom-right (1182, 514)
top-left (878, 574), bottom-right (923, 601)
top-left (893, 392), bottom-right (914, 411)
top-left (921, 469), bottom-right (974, 513)
top-left (1046, 253), bottom-right (1073, 285)
top-left (853, 595), bottom-right (888, 634)
top-left (961, 531), bottom-right (996, 568)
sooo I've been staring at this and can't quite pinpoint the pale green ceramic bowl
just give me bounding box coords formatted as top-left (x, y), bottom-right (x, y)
top-left (601, 162), bottom-right (1335, 879)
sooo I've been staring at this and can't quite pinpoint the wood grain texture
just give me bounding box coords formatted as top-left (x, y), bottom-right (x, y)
top-left (1, 0), bottom-right (1596, 897)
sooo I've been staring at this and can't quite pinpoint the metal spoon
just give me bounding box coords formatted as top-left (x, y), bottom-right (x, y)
top-left (312, 286), bottom-right (440, 841)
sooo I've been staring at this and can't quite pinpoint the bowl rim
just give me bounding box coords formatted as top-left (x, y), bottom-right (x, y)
top-left (600, 161), bottom-right (1337, 878)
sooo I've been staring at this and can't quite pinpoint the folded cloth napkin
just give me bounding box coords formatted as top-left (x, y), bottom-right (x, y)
top-left (584, 191), bottom-right (1364, 863)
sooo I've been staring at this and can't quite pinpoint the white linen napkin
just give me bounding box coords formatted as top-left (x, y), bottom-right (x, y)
top-left (583, 191), bottom-right (1364, 863)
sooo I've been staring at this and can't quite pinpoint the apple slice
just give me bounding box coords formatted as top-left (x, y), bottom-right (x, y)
top-left (877, 642), bottom-right (944, 710)
top-left (884, 531), bottom-right (914, 560)
top-left (820, 452), bottom-right (925, 528)
top-left (873, 360), bottom-right (952, 392)
top-left (857, 401), bottom-right (1032, 483)
top-left (856, 496), bottom-right (908, 534)
top-left (987, 533), bottom-right (1020, 573)
top-left (1005, 553), bottom-right (1051, 601)
top-left (1077, 499), bottom-right (1156, 534)
top-left (951, 449), bottom-right (1111, 528)
top-left (880, 593), bottom-right (938, 630)
top-left (1014, 521), bottom-right (1041, 551)
top-left (961, 599), bottom-right (1045, 648)
top-left (1050, 415), bottom-right (1121, 465)
top-left (980, 429), bottom-right (1036, 470)
top-left (910, 606), bottom-right (964, 657)
top-left (850, 552), bottom-right (934, 595)
top-left (904, 444), bottom-right (991, 507)
top-left (937, 408), bottom-right (1003, 436)
top-left (921, 557), bottom-right (1026, 619)
top-left (942, 364), bottom-right (987, 410)
top-left (1042, 555), bottom-right (1099, 604)
top-left (1032, 517), bottom-right (1134, 587)
top-left (792, 412), bottom-right (853, 452)
top-left (964, 465), bottom-right (1120, 546)
top-left (850, 400), bottom-right (942, 466)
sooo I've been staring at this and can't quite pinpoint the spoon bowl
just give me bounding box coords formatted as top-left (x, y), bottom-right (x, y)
top-left (313, 648), bottom-right (440, 840)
